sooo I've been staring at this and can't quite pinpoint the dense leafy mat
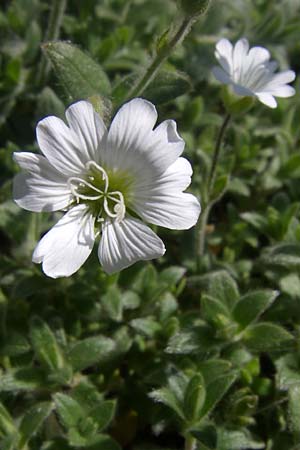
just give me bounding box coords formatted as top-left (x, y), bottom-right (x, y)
top-left (0, 0), bottom-right (300, 449)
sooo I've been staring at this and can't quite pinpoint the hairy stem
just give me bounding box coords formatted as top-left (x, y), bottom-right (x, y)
top-left (36, 0), bottom-right (67, 86)
top-left (196, 113), bottom-right (231, 264)
top-left (127, 16), bottom-right (194, 99)
top-left (207, 113), bottom-right (231, 196)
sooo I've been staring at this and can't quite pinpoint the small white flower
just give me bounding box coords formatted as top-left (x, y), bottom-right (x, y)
top-left (212, 37), bottom-right (296, 108)
top-left (13, 98), bottom-right (200, 277)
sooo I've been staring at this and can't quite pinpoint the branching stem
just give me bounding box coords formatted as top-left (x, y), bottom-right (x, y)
top-left (127, 16), bottom-right (195, 99)
top-left (36, 0), bottom-right (67, 86)
top-left (196, 112), bottom-right (231, 266)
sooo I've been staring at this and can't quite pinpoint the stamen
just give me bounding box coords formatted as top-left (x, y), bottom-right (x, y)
top-left (68, 177), bottom-right (104, 201)
top-left (67, 162), bottom-right (127, 224)
top-left (86, 161), bottom-right (109, 193)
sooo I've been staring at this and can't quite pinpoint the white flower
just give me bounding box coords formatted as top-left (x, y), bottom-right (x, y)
top-left (13, 98), bottom-right (200, 277)
top-left (212, 37), bottom-right (296, 108)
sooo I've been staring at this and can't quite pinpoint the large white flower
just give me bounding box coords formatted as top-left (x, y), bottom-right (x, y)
top-left (13, 98), bottom-right (200, 277)
top-left (212, 38), bottom-right (296, 108)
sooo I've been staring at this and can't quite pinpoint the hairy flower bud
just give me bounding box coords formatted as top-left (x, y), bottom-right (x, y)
top-left (179, 0), bottom-right (211, 16)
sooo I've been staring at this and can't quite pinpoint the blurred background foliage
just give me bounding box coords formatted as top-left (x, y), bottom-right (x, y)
top-left (0, 0), bottom-right (300, 449)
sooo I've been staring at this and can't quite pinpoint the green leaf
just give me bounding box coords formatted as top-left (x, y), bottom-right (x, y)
top-left (243, 323), bottom-right (294, 352)
top-left (211, 174), bottom-right (229, 202)
top-left (166, 326), bottom-right (216, 355)
top-left (36, 86), bottom-right (65, 119)
top-left (54, 393), bottom-right (83, 429)
top-left (0, 332), bottom-right (30, 356)
top-left (122, 291), bottom-right (141, 310)
top-left (200, 271), bottom-right (239, 311)
top-left (200, 373), bottom-right (236, 419)
top-left (30, 317), bottom-right (65, 371)
top-left (0, 368), bottom-right (45, 392)
top-left (240, 212), bottom-right (267, 230)
top-left (183, 374), bottom-right (206, 422)
top-left (276, 354), bottom-right (300, 390)
top-left (198, 360), bottom-right (232, 385)
top-left (149, 387), bottom-right (185, 420)
top-left (0, 402), bottom-right (15, 436)
top-left (88, 400), bottom-right (116, 431)
top-left (280, 273), bottom-right (300, 299)
top-left (233, 290), bottom-right (279, 330)
top-left (42, 41), bottom-right (111, 103)
top-left (130, 318), bottom-right (161, 338)
top-left (18, 401), bottom-right (53, 449)
top-left (1, 434), bottom-right (19, 450)
top-left (261, 243), bottom-right (300, 270)
top-left (68, 335), bottom-right (115, 372)
top-left (143, 70), bottom-right (191, 105)
top-left (159, 266), bottom-right (186, 288)
top-left (201, 294), bottom-right (231, 322)
top-left (191, 424), bottom-right (217, 449)
top-left (288, 385), bottom-right (300, 439)
top-left (217, 427), bottom-right (264, 449)
top-left (84, 434), bottom-right (121, 450)
top-left (101, 285), bottom-right (123, 322)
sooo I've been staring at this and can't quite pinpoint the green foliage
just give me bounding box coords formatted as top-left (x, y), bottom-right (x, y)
top-left (1, 0), bottom-right (300, 449)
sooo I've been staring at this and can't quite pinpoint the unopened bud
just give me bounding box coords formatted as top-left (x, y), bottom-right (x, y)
top-left (179, 0), bottom-right (211, 17)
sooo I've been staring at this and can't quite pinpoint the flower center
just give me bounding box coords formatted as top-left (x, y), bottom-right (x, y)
top-left (68, 161), bottom-right (127, 223)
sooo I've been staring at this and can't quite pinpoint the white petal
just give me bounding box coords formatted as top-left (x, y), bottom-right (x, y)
top-left (13, 152), bottom-right (71, 212)
top-left (37, 116), bottom-right (86, 176)
top-left (145, 119), bottom-right (185, 173)
top-left (215, 38), bottom-right (233, 73)
top-left (248, 46), bottom-right (270, 65)
top-left (232, 38), bottom-right (249, 83)
top-left (233, 38), bottom-right (249, 64)
top-left (104, 98), bottom-right (157, 167)
top-left (263, 70), bottom-right (296, 90)
top-left (134, 157), bottom-right (192, 196)
top-left (269, 85), bottom-right (296, 98)
top-left (105, 98), bottom-right (184, 176)
top-left (32, 205), bottom-right (95, 278)
top-left (256, 93), bottom-right (277, 108)
top-left (134, 191), bottom-right (201, 230)
top-left (216, 39), bottom-right (233, 60)
top-left (132, 157), bottom-right (200, 229)
top-left (212, 66), bottom-right (231, 84)
top-left (65, 100), bottom-right (106, 163)
top-left (98, 216), bottom-right (165, 274)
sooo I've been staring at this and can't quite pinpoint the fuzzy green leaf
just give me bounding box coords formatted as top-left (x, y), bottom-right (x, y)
top-left (243, 323), bottom-right (294, 352)
top-left (200, 271), bottom-right (240, 311)
top-left (68, 335), bottom-right (115, 372)
top-left (101, 285), bottom-right (123, 322)
top-left (18, 401), bottom-right (53, 448)
top-left (288, 385), bottom-right (300, 439)
top-left (0, 402), bottom-right (15, 436)
top-left (200, 373), bottom-right (236, 419)
top-left (89, 400), bottom-right (116, 431)
top-left (42, 41), bottom-right (111, 102)
top-left (149, 387), bottom-right (185, 420)
top-left (183, 374), bottom-right (206, 422)
top-left (30, 317), bottom-right (65, 371)
top-left (54, 393), bottom-right (83, 429)
top-left (233, 290), bottom-right (279, 330)
top-left (143, 70), bottom-right (191, 105)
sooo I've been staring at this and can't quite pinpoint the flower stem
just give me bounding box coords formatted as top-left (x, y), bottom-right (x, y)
top-left (36, 0), bottom-right (67, 86)
top-left (196, 112), bottom-right (231, 265)
top-left (207, 112), bottom-right (231, 196)
top-left (127, 16), bottom-right (195, 99)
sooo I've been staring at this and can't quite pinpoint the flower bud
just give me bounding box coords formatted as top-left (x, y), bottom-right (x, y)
top-left (179, 0), bottom-right (211, 17)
